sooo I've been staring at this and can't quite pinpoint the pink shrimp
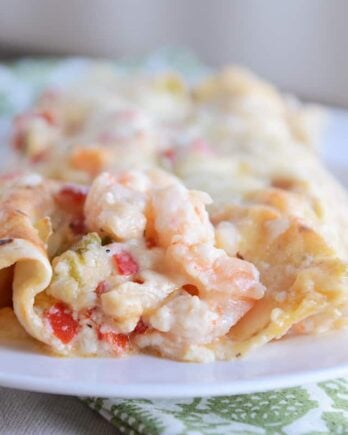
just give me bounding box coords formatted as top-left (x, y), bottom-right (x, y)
top-left (134, 181), bottom-right (265, 360)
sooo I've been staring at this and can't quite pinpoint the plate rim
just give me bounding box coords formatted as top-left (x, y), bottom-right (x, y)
top-left (0, 317), bottom-right (348, 398)
top-left (1, 364), bottom-right (348, 398)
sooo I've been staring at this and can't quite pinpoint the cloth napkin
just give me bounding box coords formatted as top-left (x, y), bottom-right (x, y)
top-left (1, 52), bottom-right (348, 435)
top-left (82, 378), bottom-right (348, 434)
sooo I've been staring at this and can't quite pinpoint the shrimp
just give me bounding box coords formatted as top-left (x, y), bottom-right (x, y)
top-left (84, 172), bottom-right (148, 240)
top-left (50, 171), bottom-right (265, 360)
top-left (85, 169), bottom-right (180, 242)
top-left (101, 270), bottom-right (178, 333)
top-left (150, 182), bottom-right (215, 247)
top-left (83, 170), bottom-right (265, 361)
top-left (166, 243), bottom-right (264, 301)
top-left (135, 180), bottom-right (266, 361)
top-left (136, 244), bottom-right (264, 358)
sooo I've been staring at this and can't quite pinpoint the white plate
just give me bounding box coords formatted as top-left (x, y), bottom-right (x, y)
top-left (0, 109), bottom-right (348, 398)
top-left (1, 330), bottom-right (348, 398)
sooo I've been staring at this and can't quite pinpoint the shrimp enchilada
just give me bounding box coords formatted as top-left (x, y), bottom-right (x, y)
top-left (0, 67), bottom-right (347, 362)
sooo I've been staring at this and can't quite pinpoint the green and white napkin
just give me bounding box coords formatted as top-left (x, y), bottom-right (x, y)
top-left (82, 378), bottom-right (348, 434)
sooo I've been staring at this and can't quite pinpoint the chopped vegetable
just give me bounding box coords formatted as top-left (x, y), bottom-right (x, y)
top-left (98, 330), bottom-right (129, 350)
top-left (55, 185), bottom-right (88, 214)
top-left (113, 251), bottom-right (139, 275)
top-left (45, 303), bottom-right (79, 344)
top-left (183, 284), bottom-right (200, 296)
top-left (46, 233), bottom-right (110, 310)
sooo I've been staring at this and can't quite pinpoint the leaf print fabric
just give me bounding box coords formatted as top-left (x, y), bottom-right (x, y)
top-left (82, 381), bottom-right (348, 435)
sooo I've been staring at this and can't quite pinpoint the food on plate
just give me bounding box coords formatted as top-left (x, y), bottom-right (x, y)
top-left (0, 166), bottom-right (347, 362)
top-left (0, 170), bottom-right (265, 360)
top-left (0, 66), bottom-right (346, 362)
top-left (11, 68), bottom-right (323, 183)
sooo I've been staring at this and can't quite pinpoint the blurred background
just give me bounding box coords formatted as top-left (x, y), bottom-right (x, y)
top-left (0, 0), bottom-right (347, 106)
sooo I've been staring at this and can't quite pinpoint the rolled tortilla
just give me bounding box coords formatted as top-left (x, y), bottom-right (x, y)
top-left (0, 168), bottom-right (347, 362)
top-left (212, 185), bottom-right (348, 357)
top-left (0, 178), bottom-right (54, 346)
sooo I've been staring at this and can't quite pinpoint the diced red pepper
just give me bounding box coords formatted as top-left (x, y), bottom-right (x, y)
top-left (95, 281), bottom-right (108, 296)
top-left (183, 284), bottom-right (200, 296)
top-left (98, 329), bottom-right (129, 350)
top-left (132, 319), bottom-right (148, 335)
top-left (55, 185), bottom-right (89, 214)
top-left (44, 303), bottom-right (79, 344)
top-left (113, 251), bottom-right (139, 275)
